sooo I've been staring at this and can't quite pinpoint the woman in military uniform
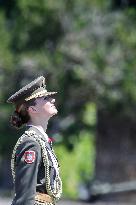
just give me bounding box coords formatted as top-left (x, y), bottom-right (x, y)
top-left (7, 76), bottom-right (62, 205)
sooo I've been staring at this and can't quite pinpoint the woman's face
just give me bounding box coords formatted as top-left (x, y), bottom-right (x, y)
top-left (33, 96), bottom-right (58, 117)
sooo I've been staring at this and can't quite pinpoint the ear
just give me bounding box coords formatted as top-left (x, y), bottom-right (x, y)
top-left (28, 106), bottom-right (37, 114)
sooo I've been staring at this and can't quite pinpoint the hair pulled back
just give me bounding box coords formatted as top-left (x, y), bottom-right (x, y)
top-left (10, 99), bottom-right (36, 129)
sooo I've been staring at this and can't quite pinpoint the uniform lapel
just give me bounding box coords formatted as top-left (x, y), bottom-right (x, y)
top-left (27, 126), bottom-right (52, 151)
top-left (27, 126), bottom-right (54, 167)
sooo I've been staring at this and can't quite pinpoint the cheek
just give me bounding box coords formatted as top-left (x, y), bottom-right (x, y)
top-left (43, 104), bottom-right (57, 115)
top-left (43, 103), bottom-right (50, 111)
top-left (43, 103), bottom-right (52, 113)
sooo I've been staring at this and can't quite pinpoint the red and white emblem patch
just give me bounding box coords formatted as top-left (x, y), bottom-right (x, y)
top-left (24, 151), bottom-right (36, 164)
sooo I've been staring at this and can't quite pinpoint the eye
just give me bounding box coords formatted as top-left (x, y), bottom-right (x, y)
top-left (44, 96), bottom-right (50, 101)
top-left (44, 96), bottom-right (48, 100)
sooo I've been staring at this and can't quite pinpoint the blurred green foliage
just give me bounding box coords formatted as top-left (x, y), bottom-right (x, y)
top-left (0, 0), bottom-right (136, 197)
top-left (55, 131), bottom-right (95, 198)
top-left (83, 103), bottom-right (96, 126)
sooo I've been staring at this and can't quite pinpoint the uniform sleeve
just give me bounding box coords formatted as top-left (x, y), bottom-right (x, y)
top-left (13, 139), bottom-right (41, 205)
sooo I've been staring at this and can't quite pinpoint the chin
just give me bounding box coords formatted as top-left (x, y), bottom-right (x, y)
top-left (53, 109), bottom-right (58, 115)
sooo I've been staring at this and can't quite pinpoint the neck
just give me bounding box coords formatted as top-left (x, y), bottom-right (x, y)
top-left (28, 117), bottom-right (49, 132)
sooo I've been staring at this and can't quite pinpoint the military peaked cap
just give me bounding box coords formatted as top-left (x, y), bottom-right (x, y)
top-left (7, 76), bottom-right (57, 104)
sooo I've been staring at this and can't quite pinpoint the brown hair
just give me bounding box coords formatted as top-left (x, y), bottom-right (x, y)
top-left (10, 99), bottom-right (36, 129)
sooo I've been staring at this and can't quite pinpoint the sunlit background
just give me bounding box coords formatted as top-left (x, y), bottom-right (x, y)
top-left (0, 0), bottom-right (136, 203)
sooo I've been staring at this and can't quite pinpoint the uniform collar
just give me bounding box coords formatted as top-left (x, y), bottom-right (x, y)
top-left (27, 124), bottom-right (48, 142)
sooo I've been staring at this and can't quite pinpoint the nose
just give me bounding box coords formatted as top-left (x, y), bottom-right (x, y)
top-left (51, 98), bottom-right (55, 104)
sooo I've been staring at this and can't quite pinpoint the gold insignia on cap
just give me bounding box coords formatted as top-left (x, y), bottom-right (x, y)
top-left (25, 90), bottom-right (57, 101)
